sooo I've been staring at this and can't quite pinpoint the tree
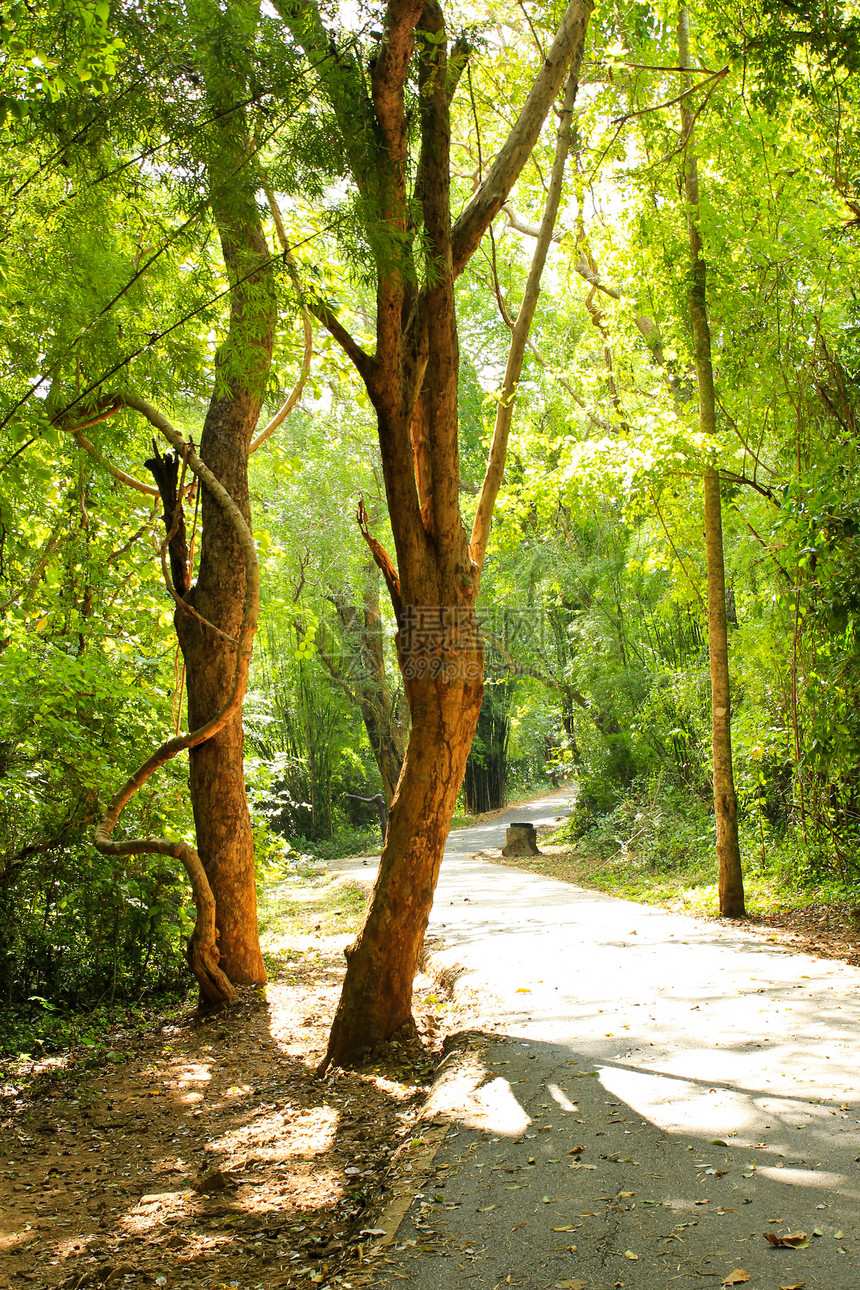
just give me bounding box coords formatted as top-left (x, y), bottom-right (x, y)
top-left (274, 0), bottom-right (593, 1069)
top-left (0, 0), bottom-right (313, 1005)
top-left (677, 5), bottom-right (744, 917)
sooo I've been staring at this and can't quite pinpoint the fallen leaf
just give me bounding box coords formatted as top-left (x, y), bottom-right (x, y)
top-left (764, 1231), bottom-right (809, 1249)
top-left (721, 1273), bottom-right (750, 1287)
top-left (624, 1250), bottom-right (639, 1260)
top-left (478, 1205), bottom-right (496, 1212)
top-left (555, 1281), bottom-right (587, 1290)
top-left (779, 1284), bottom-right (805, 1290)
top-left (710, 1138), bottom-right (729, 1147)
top-left (553, 1225), bottom-right (577, 1232)
top-left (194, 1168), bottom-right (236, 1194)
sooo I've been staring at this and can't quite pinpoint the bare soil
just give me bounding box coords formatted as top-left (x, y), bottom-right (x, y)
top-left (0, 877), bottom-right (459, 1290)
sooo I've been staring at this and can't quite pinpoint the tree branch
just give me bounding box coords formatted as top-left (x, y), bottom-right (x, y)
top-left (251, 187), bottom-right (315, 453)
top-left (61, 404), bottom-right (161, 497)
top-left (471, 65), bottom-right (579, 570)
top-left (451, 0), bottom-right (594, 276)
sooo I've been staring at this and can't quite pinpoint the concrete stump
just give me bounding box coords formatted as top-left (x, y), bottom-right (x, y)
top-left (502, 822), bottom-right (540, 857)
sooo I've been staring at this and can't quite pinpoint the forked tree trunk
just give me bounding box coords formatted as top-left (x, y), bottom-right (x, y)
top-left (678, 6), bottom-right (745, 918)
top-left (280, 0), bottom-right (593, 1070)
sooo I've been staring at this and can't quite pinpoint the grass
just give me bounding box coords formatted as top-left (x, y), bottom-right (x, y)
top-left (504, 837), bottom-right (860, 923)
top-left (258, 869), bottom-right (369, 964)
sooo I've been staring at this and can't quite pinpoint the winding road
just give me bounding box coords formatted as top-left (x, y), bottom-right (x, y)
top-left (332, 790), bottom-right (860, 1288)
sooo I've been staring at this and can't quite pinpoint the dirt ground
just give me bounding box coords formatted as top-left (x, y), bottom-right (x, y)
top-left (0, 876), bottom-right (461, 1290)
top-left (4, 838), bottom-right (858, 1290)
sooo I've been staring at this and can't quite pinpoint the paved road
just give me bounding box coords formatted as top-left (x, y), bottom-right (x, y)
top-left (338, 790), bottom-right (860, 1290)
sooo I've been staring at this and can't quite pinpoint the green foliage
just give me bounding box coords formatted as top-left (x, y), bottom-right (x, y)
top-left (6, 0), bottom-right (860, 1045)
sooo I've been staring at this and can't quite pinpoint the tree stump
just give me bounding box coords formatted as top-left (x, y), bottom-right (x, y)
top-left (502, 822), bottom-right (540, 857)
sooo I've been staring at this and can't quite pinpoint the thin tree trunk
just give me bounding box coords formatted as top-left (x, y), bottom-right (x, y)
top-left (334, 566), bottom-right (405, 805)
top-left (678, 6), bottom-right (745, 918)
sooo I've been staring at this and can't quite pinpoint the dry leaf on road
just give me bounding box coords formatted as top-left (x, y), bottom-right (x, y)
top-left (764, 1230), bottom-right (809, 1249)
top-left (555, 1281), bottom-right (587, 1290)
top-left (779, 1283), bottom-right (805, 1289)
top-left (722, 1272), bottom-right (750, 1286)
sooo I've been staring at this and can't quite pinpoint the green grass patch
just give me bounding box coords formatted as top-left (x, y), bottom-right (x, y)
top-left (507, 839), bottom-right (860, 921)
top-left (258, 871), bottom-right (369, 953)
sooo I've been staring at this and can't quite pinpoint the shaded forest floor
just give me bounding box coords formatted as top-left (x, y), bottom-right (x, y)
top-left (493, 838), bottom-right (860, 968)
top-left (5, 804), bottom-right (858, 1290)
top-left (0, 873), bottom-right (458, 1290)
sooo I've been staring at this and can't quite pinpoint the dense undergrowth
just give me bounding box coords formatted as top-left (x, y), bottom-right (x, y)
top-left (551, 776), bottom-right (860, 918)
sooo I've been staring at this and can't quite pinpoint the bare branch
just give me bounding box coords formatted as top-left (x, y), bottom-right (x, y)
top-left (613, 63), bottom-right (729, 129)
top-left (251, 187), bottom-right (315, 454)
top-left (471, 66), bottom-right (580, 570)
top-left (501, 201), bottom-right (564, 242)
top-left (62, 404), bottom-right (161, 497)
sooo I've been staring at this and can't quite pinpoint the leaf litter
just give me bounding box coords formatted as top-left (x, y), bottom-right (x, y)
top-left (0, 876), bottom-right (458, 1290)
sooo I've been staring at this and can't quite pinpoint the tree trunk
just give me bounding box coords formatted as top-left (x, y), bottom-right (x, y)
top-left (464, 683), bottom-right (511, 814)
top-left (171, 18), bottom-right (277, 987)
top-left (179, 393), bottom-right (268, 984)
top-left (278, 0), bottom-right (593, 1069)
top-left (678, 6), bottom-right (745, 917)
top-left (321, 660), bottom-right (483, 1069)
top-left (335, 565), bottom-right (405, 805)
top-left (703, 466), bottom-right (744, 916)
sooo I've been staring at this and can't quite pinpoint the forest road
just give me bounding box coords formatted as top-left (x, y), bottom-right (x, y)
top-left (340, 789), bottom-right (860, 1289)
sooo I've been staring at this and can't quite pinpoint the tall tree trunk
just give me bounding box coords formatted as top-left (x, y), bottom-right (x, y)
top-left (174, 7), bottom-right (277, 987)
top-left (279, 0), bottom-right (593, 1070)
top-left (678, 6), bottom-right (745, 918)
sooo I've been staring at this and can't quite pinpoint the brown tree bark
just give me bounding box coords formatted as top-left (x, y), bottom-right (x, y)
top-left (155, 17), bottom-right (276, 988)
top-left (678, 6), bottom-right (745, 918)
top-left (96, 401), bottom-right (262, 1007)
top-left (278, 0), bottom-right (593, 1069)
top-left (179, 385), bottom-right (271, 985)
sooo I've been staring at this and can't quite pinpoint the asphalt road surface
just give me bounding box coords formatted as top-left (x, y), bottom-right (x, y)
top-left (334, 790), bottom-right (860, 1290)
